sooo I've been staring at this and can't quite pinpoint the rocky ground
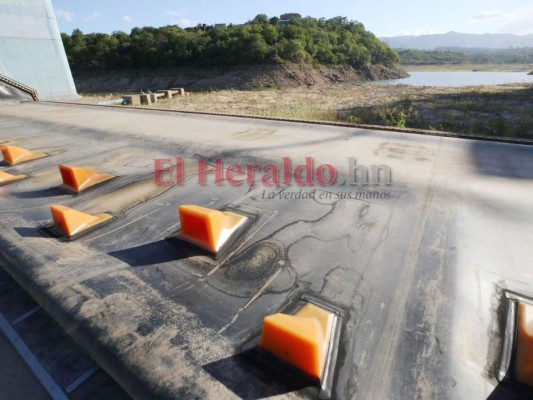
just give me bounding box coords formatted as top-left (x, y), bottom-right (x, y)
top-left (78, 82), bottom-right (533, 140)
top-left (72, 64), bottom-right (408, 93)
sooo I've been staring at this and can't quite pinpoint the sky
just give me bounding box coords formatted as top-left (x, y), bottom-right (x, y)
top-left (51, 0), bottom-right (533, 37)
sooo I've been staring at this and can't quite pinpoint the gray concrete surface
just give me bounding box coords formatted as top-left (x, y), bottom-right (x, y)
top-left (0, 85), bottom-right (33, 101)
top-left (0, 331), bottom-right (50, 400)
top-left (0, 102), bottom-right (531, 399)
top-left (0, 265), bottom-right (132, 400)
top-left (0, 0), bottom-right (77, 99)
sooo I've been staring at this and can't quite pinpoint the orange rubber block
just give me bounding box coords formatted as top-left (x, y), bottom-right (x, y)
top-left (1, 146), bottom-right (46, 166)
top-left (0, 171), bottom-right (27, 185)
top-left (259, 303), bottom-right (335, 379)
top-left (50, 205), bottom-right (112, 238)
top-left (178, 205), bottom-right (247, 253)
top-left (516, 302), bottom-right (533, 387)
top-left (59, 164), bottom-right (114, 193)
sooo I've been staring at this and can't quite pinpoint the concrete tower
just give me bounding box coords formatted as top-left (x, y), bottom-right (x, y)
top-left (0, 0), bottom-right (77, 100)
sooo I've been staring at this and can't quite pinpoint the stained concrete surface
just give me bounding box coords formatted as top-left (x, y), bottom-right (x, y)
top-left (0, 102), bottom-right (531, 399)
top-left (0, 331), bottom-right (50, 400)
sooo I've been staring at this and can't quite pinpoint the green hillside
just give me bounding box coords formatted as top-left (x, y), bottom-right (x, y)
top-left (398, 48), bottom-right (533, 65)
top-left (60, 14), bottom-right (400, 71)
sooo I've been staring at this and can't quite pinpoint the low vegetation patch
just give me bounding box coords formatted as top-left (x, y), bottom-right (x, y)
top-left (79, 83), bottom-right (533, 140)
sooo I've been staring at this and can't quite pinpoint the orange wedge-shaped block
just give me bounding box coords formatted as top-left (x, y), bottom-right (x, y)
top-left (178, 205), bottom-right (247, 253)
top-left (1, 146), bottom-right (46, 166)
top-left (259, 303), bottom-right (335, 379)
top-left (0, 171), bottom-right (27, 185)
top-left (50, 205), bottom-right (112, 238)
top-left (59, 164), bottom-right (114, 193)
top-left (516, 302), bottom-right (533, 387)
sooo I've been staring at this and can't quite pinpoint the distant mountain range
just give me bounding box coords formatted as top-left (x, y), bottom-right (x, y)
top-left (381, 32), bottom-right (533, 50)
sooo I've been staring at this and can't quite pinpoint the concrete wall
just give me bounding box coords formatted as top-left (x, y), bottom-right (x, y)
top-left (0, 0), bottom-right (77, 100)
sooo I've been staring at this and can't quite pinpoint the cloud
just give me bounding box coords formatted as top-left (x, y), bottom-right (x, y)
top-left (167, 10), bottom-right (194, 26)
top-left (169, 17), bottom-right (195, 27)
top-left (83, 12), bottom-right (100, 22)
top-left (471, 7), bottom-right (533, 34)
top-left (471, 10), bottom-right (507, 23)
top-left (499, 18), bottom-right (533, 35)
top-left (56, 9), bottom-right (74, 22)
top-left (178, 18), bottom-right (193, 27)
top-left (121, 16), bottom-right (132, 23)
top-left (383, 28), bottom-right (445, 37)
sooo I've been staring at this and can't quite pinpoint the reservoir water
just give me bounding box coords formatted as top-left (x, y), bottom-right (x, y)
top-left (376, 71), bottom-right (533, 87)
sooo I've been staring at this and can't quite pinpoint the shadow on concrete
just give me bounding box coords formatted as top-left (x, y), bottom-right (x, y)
top-left (0, 84), bottom-right (33, 101)
top-left (13, 227), bottom-right (42, 238)
top-left (470, 141), bottom-right (533, 180)
top-left (486, 376), bottom-right (533, 399)
top-left (10, 187), bottom-right (66, 199)
top-left (108, 239), bottom-right (192, 267)
top-left (202, 349), bottom-right (314, 400)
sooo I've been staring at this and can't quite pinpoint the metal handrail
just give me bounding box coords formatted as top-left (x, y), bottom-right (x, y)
top-left (0, 74), bottom-right (39, 101)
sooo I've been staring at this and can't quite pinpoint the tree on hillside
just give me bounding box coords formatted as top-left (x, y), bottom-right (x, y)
top-left (251, 14), bottom-right (269, 25)
top-left (61, 14), bottom-right (401, 70)
top-left (280, 13), bottom-right (302, 20)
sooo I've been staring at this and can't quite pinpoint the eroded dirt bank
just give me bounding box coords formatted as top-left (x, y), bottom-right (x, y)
top-left (72, 63), bottom-right (409, 93)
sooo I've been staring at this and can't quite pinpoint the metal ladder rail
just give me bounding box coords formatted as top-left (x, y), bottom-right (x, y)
top-left (0, 73), bottom-right (39, 101)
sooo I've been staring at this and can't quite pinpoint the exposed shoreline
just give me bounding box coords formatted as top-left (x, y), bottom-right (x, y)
top-left (72, 64), bottom-right (408, 93)
top-left (77, 82), bottom-right (533, 140)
